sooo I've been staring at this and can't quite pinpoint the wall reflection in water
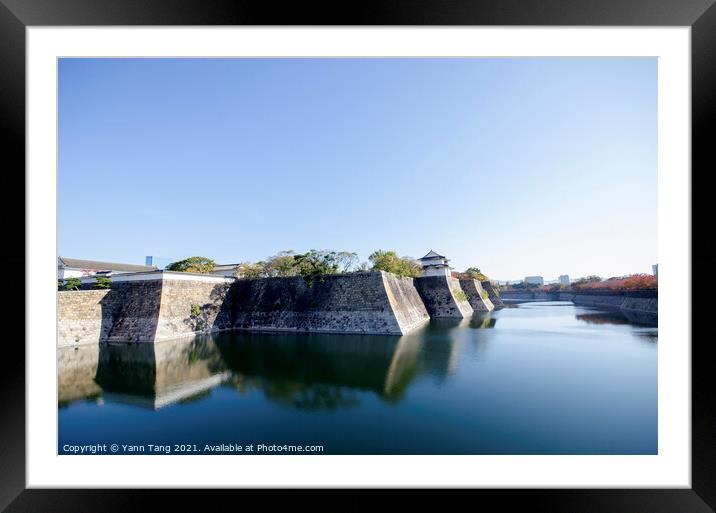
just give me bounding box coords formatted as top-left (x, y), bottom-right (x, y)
top-left (58, 314), bottom-right (498, 412)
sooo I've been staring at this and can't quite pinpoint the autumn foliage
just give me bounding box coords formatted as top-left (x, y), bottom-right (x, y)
top-left (570, 274), bottom-right (657, 291)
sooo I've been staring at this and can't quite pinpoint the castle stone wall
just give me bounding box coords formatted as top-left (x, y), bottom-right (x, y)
top-left (458, 279), bottom-right (494, 312)
top-left (153, 279), bottom-right (234, 341)
top-left (415, 276), bottom-right (473, 318)
top-left (231, 271), bottom-right (426, 335)
top-left (382, 272), bottom-right (431, 333)
top-left (481, 281), bottom-right (505, 309)
top-left (58, 289), bottom-right (124, 347)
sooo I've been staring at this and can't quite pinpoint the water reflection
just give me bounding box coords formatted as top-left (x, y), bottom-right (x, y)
top-left (575, 312), bottom-right (631, 325)
top-left (216, 333), bottom-right (423, 408)
top-left (470, 313), bottom-right (497, 329)
top-left (59, 331), bottom-right (436, 411)
top-left (574, 311), bottom-right (658, 330)
top-left (58, 308), bottom-right (652, 413)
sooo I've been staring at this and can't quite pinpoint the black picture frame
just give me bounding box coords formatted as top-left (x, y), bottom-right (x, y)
top-left (2, 0), bottom-right (713, 510)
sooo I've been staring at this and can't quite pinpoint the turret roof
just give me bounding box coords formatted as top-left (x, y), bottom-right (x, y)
top-left (419, 249), bottom-right (447, 260)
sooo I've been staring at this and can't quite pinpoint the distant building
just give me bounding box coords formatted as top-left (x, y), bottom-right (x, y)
top-left (418, 250), bottom-right (452, 278)
top-left (652, 264), bottom-right (658, 277)
top-left (524, 276), bottom-right (544, 286)
top-left (58, 257), bottom-right (157, 280)
top-left (559, 275), bottom-right (570, 286)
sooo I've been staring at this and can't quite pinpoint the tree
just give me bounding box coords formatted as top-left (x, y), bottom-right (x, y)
top-left (63, 277), bottom-right (81, 291)
top-left (294, 250), bottom-right (341, 284)
top-left (336, 251), bottom-right (359, 273)
top-left (263, 251), bottom-right (298, 277)
top-left (571, 275), bottom-right (603, 290)
top-left (368, 250), bottom-right (421, 278)
top-left (166, 256), bottom-right (216, 274)
top-left (94, 276), bottom-right (111, 289)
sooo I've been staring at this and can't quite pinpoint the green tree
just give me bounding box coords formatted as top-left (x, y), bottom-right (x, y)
top-left (64, 277), bottom-right (81, 291)
top-left (368, 250), bottom-right (421, 278)
top-left (94, 276), bottom-right (111, 289)
top-left (263, 251), bottom-right (298, 277)
top-left (294, 250), bottom-right (341, 284)
top-left (166, 256), bottom-right (216, 274)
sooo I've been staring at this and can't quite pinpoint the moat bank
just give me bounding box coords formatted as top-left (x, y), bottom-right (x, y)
top-left (499, 289), bottom-right (658, 326)
top-left (59, 270), bottom-right (458, 346)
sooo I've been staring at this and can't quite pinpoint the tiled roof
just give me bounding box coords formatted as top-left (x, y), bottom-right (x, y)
top-left (419, 250), bottom-right (447, 260)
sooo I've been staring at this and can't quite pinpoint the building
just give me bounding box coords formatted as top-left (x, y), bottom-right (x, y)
top-left (418, 250), bottom-right (452, 278)
top-left (58, 257), bottom-right (157, 280)
top-left (524, 276), bottom-right (544, 286)
top-left (652, 264), bottom-right (658, 277)
top-left (559, 275), bottom-right (570, 286)
top-left (211, 263), bottom-right (241, 277)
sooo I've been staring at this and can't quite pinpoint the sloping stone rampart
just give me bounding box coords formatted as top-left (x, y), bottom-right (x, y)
top-left (231, 271), bottom-right (428, 335)
top-left (480, 281), bottom-right (505, 309)
top-left (458, 279), bottom-right (495, 312)
top-left (415, 276), bottom-right (473, 318)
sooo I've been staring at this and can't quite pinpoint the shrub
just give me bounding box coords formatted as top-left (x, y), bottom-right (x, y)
top-left (453, 289), bottom-right (469, 302)
top-left (94, 276), bottom-right (111, 289)
top-left (190, 304), bottom-right (201, 317)
top-left (465, 267), bottom-right (489, 282)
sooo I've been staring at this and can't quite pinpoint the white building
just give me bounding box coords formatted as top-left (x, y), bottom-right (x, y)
top-left (524, 276), bottom-right (544, 286)
top-left (559, 274), bottom-right (570, 286)
top-left (418, 250), bottom-right (452, 278)
top-left (211, 263), bottom-right (241, 277)
top-left (58, 257), bottom-right (157, 280)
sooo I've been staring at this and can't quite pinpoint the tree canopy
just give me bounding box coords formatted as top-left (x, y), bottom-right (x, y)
top-left (234, 249), bottom-right (359, 283)
top-left (368, 250), bottom-right (421, 278)
top-left (166, 256), bottom-right (216, 274)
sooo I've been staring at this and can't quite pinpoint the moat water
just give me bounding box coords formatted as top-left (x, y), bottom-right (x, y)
top-left (58, 301), bottom-right (657, 455)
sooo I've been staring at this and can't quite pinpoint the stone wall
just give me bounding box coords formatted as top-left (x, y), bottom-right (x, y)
top-left (105, 280), bottom-right (164, 343)
top-left (496, 290), bottom-right (537, 300)
top-left (620, 296), bottom-right (658, 325)
top-left (58, 272), bottom-right (236, 346)
top-left (415, 276), bottom-right (473, 318)
top-left (153, 279), bottom-right (233, 341)
top-left (231, 271), bottom-right (428, 335)
top-left (58, 289), bottom-right (124, 347)
top-left (458, 279), bottom-right (494, 312)
top-left (480, 281), bottom-right (505, 309)
top-left (381, 272), bottom-right (432, 333)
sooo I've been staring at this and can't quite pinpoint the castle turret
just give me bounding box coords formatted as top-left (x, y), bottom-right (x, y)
top-left (418, 250), bottom-right (451, 278)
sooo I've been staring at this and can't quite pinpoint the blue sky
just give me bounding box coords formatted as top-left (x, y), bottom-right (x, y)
top-left (58, 58), bottom-right (656, 281)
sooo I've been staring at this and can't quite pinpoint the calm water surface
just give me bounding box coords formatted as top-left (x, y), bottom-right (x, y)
top-left (58, 302), bottom-right (657, 454)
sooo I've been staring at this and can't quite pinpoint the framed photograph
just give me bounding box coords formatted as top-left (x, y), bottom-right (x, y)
top-left (3, 0), bottom-right (714, 510)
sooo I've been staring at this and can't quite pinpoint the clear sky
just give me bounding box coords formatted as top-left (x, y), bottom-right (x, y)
top-left (58, 58), bottom-right (656, 281)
